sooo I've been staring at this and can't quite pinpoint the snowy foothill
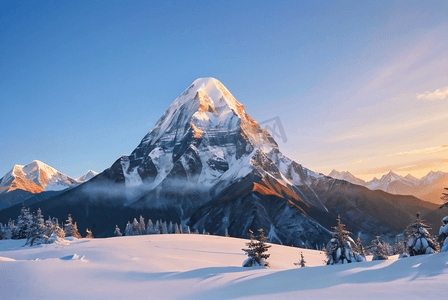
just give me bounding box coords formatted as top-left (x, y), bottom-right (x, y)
top-left (1, 235), bottom-right (448, 299)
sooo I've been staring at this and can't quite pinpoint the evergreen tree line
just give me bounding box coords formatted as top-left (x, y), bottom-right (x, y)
top-left (114, 215), bottom-right (211, 237)
top-left (243, 213), bottom-right (447, 269)
top-left (325, 213), bottom-right (443, 265)
top-left (0, 207), bottom-right (91, 246)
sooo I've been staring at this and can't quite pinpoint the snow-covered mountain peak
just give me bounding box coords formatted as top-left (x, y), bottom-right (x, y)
top-left (141, 78), bottom-right (272, 148)
top-left (77, 170), bottom-right (99, 183)
top-left (419, 170), bottom-right (446, 185)
top-left (0, 160), bottom-right (80, 194)
top-left (327, 169), bottom-right (366, 186)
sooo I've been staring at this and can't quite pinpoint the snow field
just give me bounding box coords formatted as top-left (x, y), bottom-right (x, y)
top-left (1, 234), bottom-right (447, 299)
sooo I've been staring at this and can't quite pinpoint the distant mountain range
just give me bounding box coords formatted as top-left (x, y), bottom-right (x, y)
top-left (328, 169), bottom-right (447, 204)
top-left (0, 78), bottom-right (439, 246)
top-left (0, 160), bottom-right (97, 210)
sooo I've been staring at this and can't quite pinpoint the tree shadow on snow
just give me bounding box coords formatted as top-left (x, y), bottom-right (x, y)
top-left (186, 253), bottom-right (448, 300)
top-left (103, 266), bottom-right (253, 283)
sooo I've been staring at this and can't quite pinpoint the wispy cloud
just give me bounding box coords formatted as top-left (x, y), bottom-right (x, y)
top-left (394, 145), bottom-right (448, 156)
top-left (417, 86), bottom-right (448, 101)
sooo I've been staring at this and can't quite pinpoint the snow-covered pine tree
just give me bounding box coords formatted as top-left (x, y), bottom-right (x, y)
top-left (168, 221), bottom-right (173, 234)
top-left (124, 221), bottom-right (133, 236)
top-left (370, 236), bottom-right (389, 260)
top-left (4, 220), bottom-right (14, 240)
top-left (326, 215), bottom-right (364, 264)
top-left (45, 217), bottom-right (65, 243)
top-left (158, 219), bottom-right (164, 234)
top-left (355, 237), bottom-right (366, 259)
top-left (153, 220), bottom-right (161, 234)
top-left (72, 222), bottom-right (82, 238)
top-left (13, 207), bottom-right (33, 239)
top-left (242, 229), bottom-right (271, 267)
top-left (146, 219), bottom-right (154, 234)
top-left (114, 225), bottom-right (123, 236)
top-left (438, 216), bottom-right (448, 252)
top-left (161, 221), bottom-right (168, 234)
top-left (294, 252), bottom-right (306, 267)
top-left (24, 208), bottom-right (47, 246)
top-left (186, 226), bottom-right (191, 234)
top-left (393, 240), bottom-right (406, 255)
top-left (138, 216), bottom-right (146, 235)
top-left (85, 228), bottom-right (93, 239)
top-left (64, 214), bottom-right (74, 237)
top-left (225, 228), bottom-right (229, 237)
top-left (132, 218), bottom-right (140, 235)
top-left (405, 213), bottom-right (438, 255)
top-left (0, 223), bottom-right (5, 240)
top-left (175, 223), bottom-right (180, 234)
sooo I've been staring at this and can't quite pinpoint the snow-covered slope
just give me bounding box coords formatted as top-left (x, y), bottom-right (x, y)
top-left (1, 235), bottom-right (447, 300)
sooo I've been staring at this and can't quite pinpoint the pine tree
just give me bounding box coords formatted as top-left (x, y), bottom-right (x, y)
top-left (405, 213), bottom-right (438, 256)
top-left (168, 221), bottom-right (173, 234)
top-left (242, 229), bottom-right (271, 267)
top-left (153, 220), bottom-right (161, 234)
top-left (294, 252), bottom-right (306, 267)
top-left (72, 222), bottom-right (82, 238)
top-left (355, 237), bottom-right (366, 258)
top-left (25, 209), bottom-right (47, 246)
top-left (132, 218), bottom-right (139, 235)
top-left (64, 214), bottom-right (74, 237)
top-left (124, 221), bottom-right (133, 236)
top-left (438, 216), bottom-right (448, 252)
top-left (138, 216), bottom-right (146, 235)
top-left (85, 228), bottom-right (93, 239)
top-left (393, 240), bottom-right (406, 255)
top-left (45, 217), bottom-right (65, 243)
top-left (175, 223), bottom-right (180, 234)
top-left (370, 236), bottom-right (389, 260)
top-left (114, 225), bottom-right (123, 236)
top-left (13, 207), bottom-right (33, 239)
top-left (326, 215), bottom-right (364, 264)
top-left (4, 220), bottom-right (14, 240)
top-left (161, 221), bottom-right (168, 234)
top-left (225, 228), bottom-right (229, 237)
top-left (146, 219), bottom-right (154, 234)
top-left (0, 223), bottom-right (5, 240)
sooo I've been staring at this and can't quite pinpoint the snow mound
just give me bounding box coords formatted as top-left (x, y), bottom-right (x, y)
top-left (0, 256), bottom-right (16, 261)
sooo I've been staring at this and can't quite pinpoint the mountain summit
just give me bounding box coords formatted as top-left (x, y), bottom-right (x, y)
top-left (0, 161), bottom-right (97, 210)
top-left (1, 79), bottom-right (437, 245)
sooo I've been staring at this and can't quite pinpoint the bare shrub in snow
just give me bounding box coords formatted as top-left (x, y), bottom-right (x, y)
top-left (294, 252), bottom-right (306, 267)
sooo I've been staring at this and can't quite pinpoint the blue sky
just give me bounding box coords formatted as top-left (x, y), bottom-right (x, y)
top-left (1, 0), bottom-right (447, 180)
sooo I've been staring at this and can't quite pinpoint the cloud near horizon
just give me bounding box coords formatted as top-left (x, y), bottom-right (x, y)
top-left (417, 86), bottom-right (448, 101)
